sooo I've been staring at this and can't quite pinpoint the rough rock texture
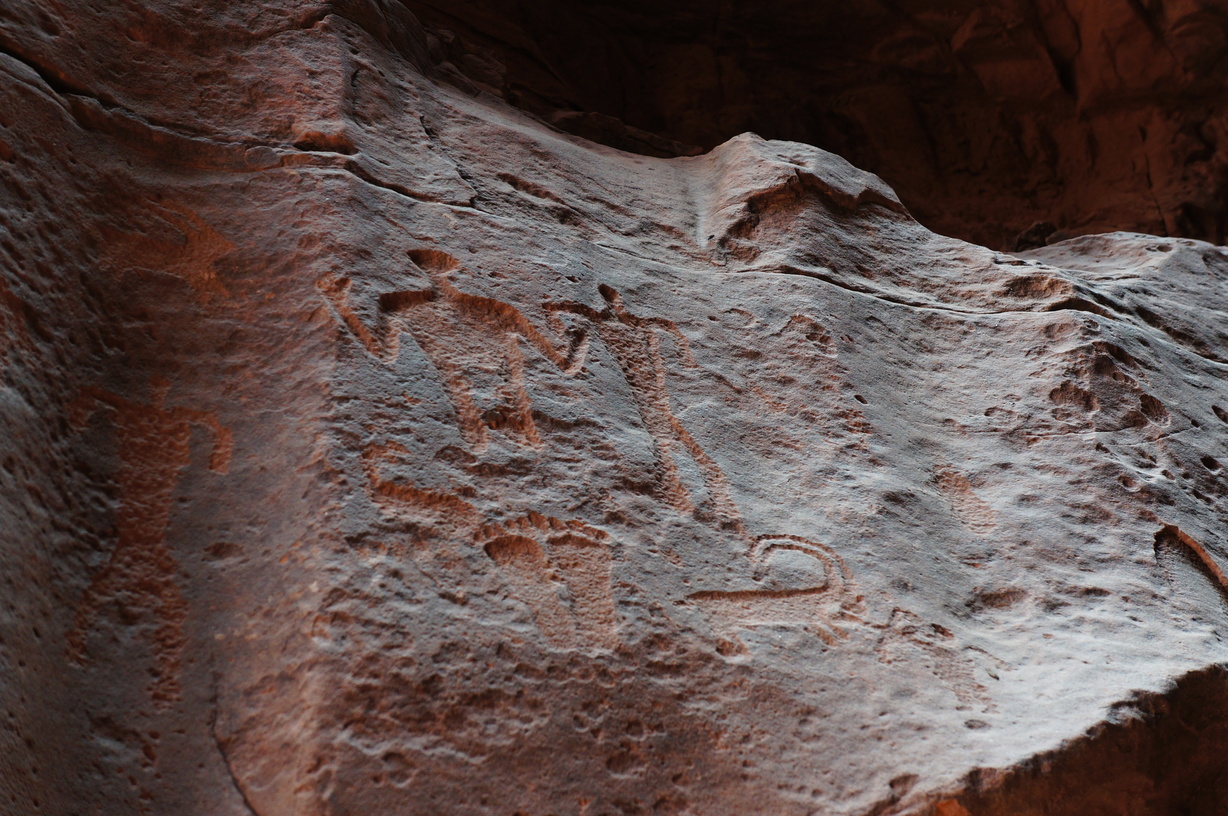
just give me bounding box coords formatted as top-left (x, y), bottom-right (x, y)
top-left (3, 2), bottom-right (1228, 815)
top-left (405, 0), bottom-right (1228, 248)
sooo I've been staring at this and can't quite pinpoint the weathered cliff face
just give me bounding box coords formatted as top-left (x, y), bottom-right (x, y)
top-left (405, 0), bottom-right (1228, 249)
top-left (3, 2), bottom-right (1228, 815)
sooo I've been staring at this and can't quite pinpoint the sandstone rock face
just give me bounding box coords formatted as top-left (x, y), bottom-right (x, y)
top-left (3, 2), bottom-right (1228, 815)
top-left (405, 0), bottom-right (1228, 248)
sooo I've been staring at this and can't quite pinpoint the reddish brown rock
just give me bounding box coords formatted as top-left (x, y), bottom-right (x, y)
top-left (3, 2), bottom-right (1228, 815)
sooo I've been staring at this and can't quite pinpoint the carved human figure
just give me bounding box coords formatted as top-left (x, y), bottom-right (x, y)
top-left (319, 249), bottom-right (586, 453)
top-left (545, 285), bottom-right (745, 534)
top-left (66, 378), bottom-right (232, 705)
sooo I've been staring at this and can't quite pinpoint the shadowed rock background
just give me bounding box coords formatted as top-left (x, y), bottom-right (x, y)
top-left (2, 1), bottom-right (1228, 815)
top-left (411, 0), bottom-right (1228, 248)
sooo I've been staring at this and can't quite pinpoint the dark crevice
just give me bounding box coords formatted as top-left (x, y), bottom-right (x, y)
top-left (1044, 297), bottom-right (1111, 317)
top-left (0, 34), bottom-right (247, 153)
top-left (0, 30), bottom-right (104, 103)
top-left (0, 42), bottom-right (465, 207)
top-left (918, 664), bottom-right (1228, 816)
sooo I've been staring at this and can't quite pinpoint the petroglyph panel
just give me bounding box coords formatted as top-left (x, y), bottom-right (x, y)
top-left (17, 9), bottom-right (1228, 811)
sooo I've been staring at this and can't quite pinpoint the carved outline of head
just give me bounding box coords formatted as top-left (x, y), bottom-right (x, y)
top-left (407, 248), bottom-right (462, 283)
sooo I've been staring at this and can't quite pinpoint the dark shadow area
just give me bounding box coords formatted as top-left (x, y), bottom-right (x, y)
top-left (403, 0), bottom-right (1228, 249)
top-left (927, 665), bottom-right (1228, 816)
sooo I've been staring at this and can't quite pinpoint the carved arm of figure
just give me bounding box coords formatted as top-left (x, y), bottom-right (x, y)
top-left (642, 314), bottom-right (698, 369)
top-left (317, 272), bottom-right (427, 363)
top-left (542, 299), bottom-right (603, 375)
top-left (593, 283), bottom-right (699, 369)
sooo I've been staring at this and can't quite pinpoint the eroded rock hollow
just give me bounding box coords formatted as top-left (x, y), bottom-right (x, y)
top-left (3, 1), bottom-right (1228, 815)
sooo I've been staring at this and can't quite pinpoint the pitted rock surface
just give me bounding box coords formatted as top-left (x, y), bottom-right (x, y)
top-left (3, 2), bottom-right (1228, 815)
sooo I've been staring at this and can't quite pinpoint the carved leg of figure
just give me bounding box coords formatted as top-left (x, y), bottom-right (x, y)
top-left (549, 534), bottom-right (616, 651)
top-left (498, 337), bottom-right (543, 448)
top-left (484, 534), bottom-right (577, 649)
